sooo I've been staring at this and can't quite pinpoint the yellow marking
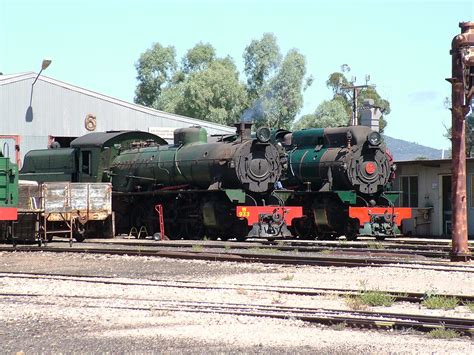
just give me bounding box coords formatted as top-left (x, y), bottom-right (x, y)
top-left (238, 210), bottom-right (250, 218)
top-left (374, 321), bottom-right (395, 327)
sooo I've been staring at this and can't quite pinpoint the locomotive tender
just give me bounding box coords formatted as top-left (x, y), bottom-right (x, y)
top-left (18, 123), bottom-right (411, 241)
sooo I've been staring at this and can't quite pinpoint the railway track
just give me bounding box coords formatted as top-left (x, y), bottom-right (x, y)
top-left (84, 237), bottom-right (455, 259)
top-left (9, 234), bottom-right (468, 260)
top-left (5, 235), bottom-right (473, 261)
top-left (2, 271), bottom-right (474, 304)
top-left (0, 243), bottom-right (472, 272)
top-left (1, 291), bottom-right (473, 336)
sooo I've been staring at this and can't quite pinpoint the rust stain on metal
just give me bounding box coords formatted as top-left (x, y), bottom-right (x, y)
top-left (449, 22), bottom-right (473, 261)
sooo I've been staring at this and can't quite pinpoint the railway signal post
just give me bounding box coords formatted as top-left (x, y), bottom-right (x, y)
top-left (448, 22), bottom-right (473, 261)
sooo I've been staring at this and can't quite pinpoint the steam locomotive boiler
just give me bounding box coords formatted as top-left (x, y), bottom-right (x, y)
top-left (273, 126), bottom-right (411, 240)
top-left (107, 122), bottom-right (298, 240)
top-left (109, 123), bottom-right (282, 194)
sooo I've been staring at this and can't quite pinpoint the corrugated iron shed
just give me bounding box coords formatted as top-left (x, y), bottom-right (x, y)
top-left (0, 72), bottom-right (235, 166)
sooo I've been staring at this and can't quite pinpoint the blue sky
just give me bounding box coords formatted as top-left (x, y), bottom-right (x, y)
top-left (1, 0), bottom-right (473, 149)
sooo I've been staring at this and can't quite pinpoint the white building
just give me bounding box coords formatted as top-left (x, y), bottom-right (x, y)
top-left (393, 158), bottom-right (474, 238)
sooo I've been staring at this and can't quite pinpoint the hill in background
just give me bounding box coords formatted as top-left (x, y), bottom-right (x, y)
top-left (383, 135), bottom-right (445, 161)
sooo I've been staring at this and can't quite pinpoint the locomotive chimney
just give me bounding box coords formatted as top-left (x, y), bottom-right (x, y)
top-left (234, 122), bottom-right (253, 141)
top-left (360, 99), bottom-right (381, 132)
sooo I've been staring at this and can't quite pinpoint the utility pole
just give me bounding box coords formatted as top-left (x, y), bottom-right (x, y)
top-left (447, 22), bottom-right (473, 262)
top-left (342, 76), bottom-right (374, 126)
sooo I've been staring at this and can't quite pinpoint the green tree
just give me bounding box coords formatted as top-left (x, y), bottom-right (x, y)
top-left (292, 99), bottom-right (348, 130)
top-left (135, 35), bottom-right (311, 129)
top-left (134, 43), bottom-right (177, 108)
top-left (175, 60), bottom-right (248, 125)
top-left (243, 33), bottom-right (281, 102)
top-left (182, 42), bottom-right (215, 73)
top-left (256, 49), bottom-right (308, 129)
top-left (135, 42), bottom-right (248, 124)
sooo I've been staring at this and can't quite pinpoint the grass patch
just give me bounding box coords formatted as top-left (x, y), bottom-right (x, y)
top-left (422, 295), bottom-right (459, 310)
top-left (319, 249), bottom-right (334, 255)
top-left (427, 327), bottom-right (460, 339)
top-left (367, 241), bottom-right (385, 250)
top-left (358, 291), bottom-right (395, 307)
top-left (338, 239), bottom-right (348, 246)
top-left (345, 296), bottom-right (368, 310)
top-left (346, 291), bottom-right (395, 309)
top-left (282, 273), bottom-right (294, 281)
top-left (191, 245), bottom-right (204, 252)
top-left (463, 302), bottom-right (474, 312)
top-left (271, 294), bottom-right (284, 304)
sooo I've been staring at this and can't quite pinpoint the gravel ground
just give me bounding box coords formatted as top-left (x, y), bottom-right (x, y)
top-left (0, 251), bottom-right (473, 353)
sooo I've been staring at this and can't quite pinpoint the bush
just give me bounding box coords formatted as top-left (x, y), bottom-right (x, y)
top-left (427, 327), bottom-right (460, 339)
top-left (346, 291), bottom-right (395, 309)
top-left (422, 295), bottom-right (459, 310)
top-left (358, 291), bottom-right (395, 307)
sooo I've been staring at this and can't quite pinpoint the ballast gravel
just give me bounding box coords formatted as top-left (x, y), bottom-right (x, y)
top-left (0, 251), bottom-right (472, 354)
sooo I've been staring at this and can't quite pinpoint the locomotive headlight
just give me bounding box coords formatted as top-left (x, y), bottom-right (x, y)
top-left (367, 131), bottom-right (382, 146)
top-left (256, 127), bottom-right (271, 143)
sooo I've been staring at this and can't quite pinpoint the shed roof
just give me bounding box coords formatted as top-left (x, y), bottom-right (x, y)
top-left (395, 157), bottom-right (474, 164)
top-left (0, 72), bottom-right (235, 133)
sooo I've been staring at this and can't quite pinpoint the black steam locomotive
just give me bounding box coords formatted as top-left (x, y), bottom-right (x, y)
top-left (273, 126), bottom-right (410, 240)
top-left (19, 123), bottom-right (411, 241)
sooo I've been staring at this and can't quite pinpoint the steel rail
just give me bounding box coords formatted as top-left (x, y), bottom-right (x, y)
top-left (2, 292), bottom-right (473, 335)
top-left (2, 271), bottom-right (474, 304)
top-left (0, 244), bottom-right (473, 272)
top-left (82, 238), bottom-right (452, 259)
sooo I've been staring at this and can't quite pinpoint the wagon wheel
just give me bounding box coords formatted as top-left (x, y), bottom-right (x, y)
top-left (233, 220), bottom-right (249, 242)
top-left (166, 222), bottom-right (184, 240)
top-left (184, 219), bottom-right (205, 240)
top-left (293, 217), bottom-right (315, 240)
top-left (73, 222), bottom-right (87, 242)
top-left (344, 219), bottom-right (360, 241)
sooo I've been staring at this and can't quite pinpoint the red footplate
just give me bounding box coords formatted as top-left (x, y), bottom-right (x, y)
top-left (236, 206), bottom-right (303, 226)
top-left (0, 207), bottom-right (18, 221)
top-left (349, 207), bottom-right (412, 226)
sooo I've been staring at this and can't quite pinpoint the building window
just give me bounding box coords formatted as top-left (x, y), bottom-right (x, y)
top-left (400, 176), bottom-right (418, 207)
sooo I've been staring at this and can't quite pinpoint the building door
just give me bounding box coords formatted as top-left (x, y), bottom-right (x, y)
top-left (441, 175), bottom-right (452, 235)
